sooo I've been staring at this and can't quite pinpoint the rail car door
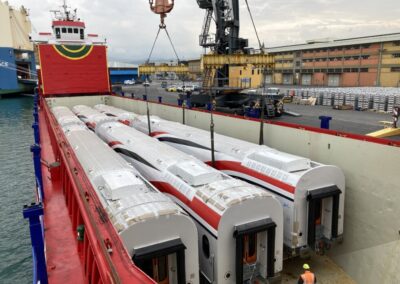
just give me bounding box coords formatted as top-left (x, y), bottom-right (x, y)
top-left (133, 239), bottom-right (186, 284)
top-left (307, 186), bottom-right (341, 249)
top-left (234, 218), bottom-right (276, 283)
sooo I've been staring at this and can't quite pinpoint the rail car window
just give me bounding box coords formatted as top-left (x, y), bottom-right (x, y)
top-left (243, 233), bottom-right (257, 264)
top-left (140, 255), bottom-right (169, 284)
top-left (307, 186), bottom-right (341, 249)
top-left (202, 235), bottom-right (210, 259)
top-left (133, 238), bottom-right (186, 284)
top-left (234, 218), bottom-right (276, 282)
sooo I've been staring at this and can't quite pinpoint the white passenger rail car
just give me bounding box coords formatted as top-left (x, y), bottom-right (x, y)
top-left (94, 104), bottom-right (345, 256)
top-left (52, 106), bottom-right (200, 284)
top-left (74, 105), bottom-right (284, 284)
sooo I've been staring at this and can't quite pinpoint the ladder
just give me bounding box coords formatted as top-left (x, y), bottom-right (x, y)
top-left (199, 9), bottom-right (214, 47)
top-left (202, 68), bottom-right (216, 89)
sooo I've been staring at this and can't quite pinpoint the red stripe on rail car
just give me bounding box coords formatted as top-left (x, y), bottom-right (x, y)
top-left (150, 131), bottom-right (169, 137)
top-left (108, 141), bottom-right (122, 147)
top-left (151, 181), bottom-right (221, 230)
top-left (207, 160), bottom-right (296, 194)
top-left (118, 119), bottom-right (130, 126)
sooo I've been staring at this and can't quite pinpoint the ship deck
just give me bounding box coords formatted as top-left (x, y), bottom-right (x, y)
top-left (39, 106), bottom-right (85, 282)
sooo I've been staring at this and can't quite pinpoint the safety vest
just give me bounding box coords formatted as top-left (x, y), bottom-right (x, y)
top-left (301, 271), bottom-right (315, 284)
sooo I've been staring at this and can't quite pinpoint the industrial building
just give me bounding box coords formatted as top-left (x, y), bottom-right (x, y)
top-left (108, 61), bottom-right (138, 84)
top-left (229, 33), bottom-right (400, 88)
top-left (0, 1), bottom-right (36, 95)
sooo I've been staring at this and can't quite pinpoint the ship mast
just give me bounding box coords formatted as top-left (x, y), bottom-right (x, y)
top-left (50, 0), bottom-right (78, 21)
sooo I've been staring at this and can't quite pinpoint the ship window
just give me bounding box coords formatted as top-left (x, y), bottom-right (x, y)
top-left (74, 28), bottom-right (78, 34)
top-left (202, 235), bottom-right (210, 259)
top-left (62, 28), bottom-right (67, 33)
top-left (55, 28), bottom-right (61, 39)
top-left (80, 29), bottom-right (84, 39)
top-left (68, 28), bottom-right (73, 33)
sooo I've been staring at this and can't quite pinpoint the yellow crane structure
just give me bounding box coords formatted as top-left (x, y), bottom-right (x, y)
top-left (138, 53), bottom-right (275, 86)
top-left (138, 64), bottom-right (189, 75)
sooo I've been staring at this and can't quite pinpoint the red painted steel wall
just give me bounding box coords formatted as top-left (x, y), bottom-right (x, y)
top-left (38, 44), bottom-right (110, 96)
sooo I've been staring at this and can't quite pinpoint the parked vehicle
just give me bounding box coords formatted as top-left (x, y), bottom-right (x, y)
top-left (161, 81), bottom-right (168, 88)
top-left (167, 85), bottom-right (177, 92)
top-left (123, 79), bottom-right (135, 85)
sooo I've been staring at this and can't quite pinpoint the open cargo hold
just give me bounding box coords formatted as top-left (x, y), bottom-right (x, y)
top-left (70, 105), bottom-right (284, 284)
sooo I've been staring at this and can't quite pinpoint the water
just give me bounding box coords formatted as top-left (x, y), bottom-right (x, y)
top-left (0, 96), bottom-right (35, 283)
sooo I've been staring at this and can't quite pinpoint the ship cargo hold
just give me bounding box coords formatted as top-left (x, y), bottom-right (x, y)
top-left (93, 104), bottom-right (346, 256)
top-left (71, 104), bottom-right (284, 283)
top-left (52, 106), bottom-right (200, 283)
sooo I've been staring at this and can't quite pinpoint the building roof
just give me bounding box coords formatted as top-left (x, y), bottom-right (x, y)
top-left (265, 33), bottom-right (400, 53)
top-left (108, 61), bottom-right (138, 68)
top-left (109, 69), bottom-right (138, 75)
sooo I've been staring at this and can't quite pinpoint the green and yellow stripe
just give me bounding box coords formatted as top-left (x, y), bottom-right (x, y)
top-left (53, 45), bottom-right (94, 60)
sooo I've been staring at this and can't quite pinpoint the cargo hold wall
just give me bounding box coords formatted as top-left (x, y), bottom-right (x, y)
top-left (49, 95), bottom-right (400, 284)
top-left (109, 96), bottom-right (400, 284)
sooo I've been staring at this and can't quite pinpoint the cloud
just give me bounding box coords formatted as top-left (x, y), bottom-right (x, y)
top-left (7, 0), bottom-right (400, 62)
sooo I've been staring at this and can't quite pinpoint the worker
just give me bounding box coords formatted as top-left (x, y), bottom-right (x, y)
top-left (392, 106), bottom-right (399, 128)
top-left (298, 263), bottom-right (316, 284)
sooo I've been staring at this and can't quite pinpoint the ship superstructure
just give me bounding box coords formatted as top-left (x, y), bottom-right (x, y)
top-left (0, 1), bottom-right (36, 96)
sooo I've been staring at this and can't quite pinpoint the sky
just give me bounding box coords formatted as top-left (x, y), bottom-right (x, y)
top-left (8, 0), bottom-right (400, 63)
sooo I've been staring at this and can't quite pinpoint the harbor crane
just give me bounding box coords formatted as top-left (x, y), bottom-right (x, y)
top-left (141, 0), bottom-right (273, 85)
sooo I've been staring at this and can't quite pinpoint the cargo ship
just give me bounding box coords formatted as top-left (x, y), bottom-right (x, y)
top-left (25, 2), bottom-right (400, 284)
top-left (0, 1), bottom-right (36, 96)
top-left (26, 2), bottom-right (287, 283)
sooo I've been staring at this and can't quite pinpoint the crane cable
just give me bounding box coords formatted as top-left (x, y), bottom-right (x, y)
top-left (244, 0), bottom-right (263, 51)
top-left (146, 27), bottom-right (162, 64)
top-left (164, 27), bottom-right (180, 63)
top-left (146, 26), bottom-right (180, 63)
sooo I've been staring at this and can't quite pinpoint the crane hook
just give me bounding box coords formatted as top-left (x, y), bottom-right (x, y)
top-left (149, 0), bottom-right (174, 29)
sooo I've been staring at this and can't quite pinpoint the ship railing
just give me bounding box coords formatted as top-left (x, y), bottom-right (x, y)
top-left (23, 88), bottom-right (48, 284)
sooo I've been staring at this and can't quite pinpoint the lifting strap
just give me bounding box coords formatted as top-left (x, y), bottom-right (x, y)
top-left (146, 26), bottom-right (180, 64)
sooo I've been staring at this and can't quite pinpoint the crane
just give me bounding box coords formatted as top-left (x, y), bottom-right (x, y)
top-left (197, 0), bottom-right (248, 54)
